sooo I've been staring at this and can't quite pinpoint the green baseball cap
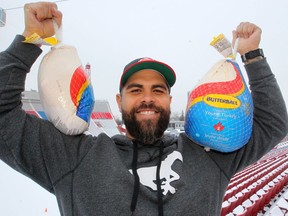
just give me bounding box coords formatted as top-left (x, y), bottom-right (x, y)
top-left (119, 57), bottom-right (176, 92)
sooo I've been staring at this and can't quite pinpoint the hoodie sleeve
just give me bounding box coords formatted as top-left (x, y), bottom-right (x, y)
top-left (209, 58), bottom-right (288, 178)
top-left (0, 35), bottom-right (42, 113)
top-left (0, 36), bottom-right (92, 192)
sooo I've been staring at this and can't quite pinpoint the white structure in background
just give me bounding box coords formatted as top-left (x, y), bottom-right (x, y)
top-left (165, 120), bottom-right (185, 137)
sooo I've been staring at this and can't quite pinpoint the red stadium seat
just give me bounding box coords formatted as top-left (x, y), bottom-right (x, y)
top-left (232, 205), bottom-right (245, 215)
top-left (221, 201), bottom-right (231, 216)
top-left (228, 198), bottom-right (241, 213)
top-left (242, 202), bottom-right (256, 216)
top-left (264, 187), bottom-right (274, 205)
top-left (237, 207), bottom-right (249, 216)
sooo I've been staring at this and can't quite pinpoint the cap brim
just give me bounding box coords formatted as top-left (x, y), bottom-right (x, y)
top-left (120, 60), bottom-right (176, 91)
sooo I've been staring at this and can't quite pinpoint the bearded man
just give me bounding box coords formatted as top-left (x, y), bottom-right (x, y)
top-left (0, 2), bottom-right (287, 216)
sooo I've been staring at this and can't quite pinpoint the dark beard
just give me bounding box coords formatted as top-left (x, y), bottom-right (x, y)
top-left (122, 103), bottom-right (170, 145)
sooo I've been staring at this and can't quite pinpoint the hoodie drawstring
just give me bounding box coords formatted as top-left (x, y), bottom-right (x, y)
top-left (131, 141), bottom-right (140, 215)
top-left (156, 141), bottom-right (164, 216)
top-left (130, 140), bottom-right (164, 216)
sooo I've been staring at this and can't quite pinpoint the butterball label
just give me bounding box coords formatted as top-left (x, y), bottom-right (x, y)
top-left (203, 94), bottom-right (240, 109)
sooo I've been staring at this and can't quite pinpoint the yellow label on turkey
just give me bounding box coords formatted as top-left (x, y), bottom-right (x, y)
top-left (203, 94), bottom-right (241, 109)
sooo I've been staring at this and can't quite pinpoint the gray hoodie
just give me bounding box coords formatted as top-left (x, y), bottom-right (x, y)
top-left (0, 35), bottom-right (287, 216)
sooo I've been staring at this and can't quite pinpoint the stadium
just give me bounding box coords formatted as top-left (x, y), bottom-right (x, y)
top-left (21, 90), bottom-right (123, 137)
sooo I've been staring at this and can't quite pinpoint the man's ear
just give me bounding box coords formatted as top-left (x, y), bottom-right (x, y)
top-left (116, 93), bottom-right (122, 113)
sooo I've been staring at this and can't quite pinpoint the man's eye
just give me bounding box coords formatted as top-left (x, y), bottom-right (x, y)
top-left (131, 89), bottom-right (141, 93)
top-left (154, 89), bottom-right (165, 94)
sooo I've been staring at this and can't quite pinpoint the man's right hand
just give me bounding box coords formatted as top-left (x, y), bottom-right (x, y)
top-left (22, 2), bottom-right (62, 39)
top-left (232, 22), bottom-right (262, 56)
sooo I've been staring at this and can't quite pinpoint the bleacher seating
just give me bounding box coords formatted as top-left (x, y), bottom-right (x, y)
top-left (221, 140), bottom-right (288, 216)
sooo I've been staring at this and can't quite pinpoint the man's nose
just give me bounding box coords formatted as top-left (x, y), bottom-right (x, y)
top-left (141, 91), bottom-right (155, 103)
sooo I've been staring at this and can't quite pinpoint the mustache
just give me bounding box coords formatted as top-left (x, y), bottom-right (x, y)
top-left (135, 102), bottom-right (163, 113)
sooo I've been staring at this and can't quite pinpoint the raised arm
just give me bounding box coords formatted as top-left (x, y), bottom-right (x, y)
top-left (0, 2), bottom-right (76, 192)
top-left (210, 22), bottom-right (288, 176)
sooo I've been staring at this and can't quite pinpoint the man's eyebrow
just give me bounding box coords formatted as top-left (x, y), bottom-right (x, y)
top-left (125, 83), bottom-right (143, 90)
top-left (152, 84), bottom-right (169, 91)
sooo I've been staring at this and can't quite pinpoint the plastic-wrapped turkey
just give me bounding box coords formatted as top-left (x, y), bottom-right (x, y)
top-left (185, 59), bottom-right (253, 152)
top-left (38, 25), bottom-right (94, 135)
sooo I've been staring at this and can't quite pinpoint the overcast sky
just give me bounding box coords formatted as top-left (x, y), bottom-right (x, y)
top-left (1, 0), bottom-right (288, 215)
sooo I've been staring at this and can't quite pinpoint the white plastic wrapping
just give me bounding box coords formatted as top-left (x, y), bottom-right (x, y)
top-left (38, 23), bottom-right (94, 135)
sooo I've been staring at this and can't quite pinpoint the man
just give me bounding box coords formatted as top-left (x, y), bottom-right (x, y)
top-left (0, 2), bottom-right (287, 216)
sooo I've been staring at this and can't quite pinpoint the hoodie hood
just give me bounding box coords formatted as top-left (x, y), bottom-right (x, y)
top-left (112, 134), bottom-right (179, 165)
top-left (112, 133), bottom-right (178, 150)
